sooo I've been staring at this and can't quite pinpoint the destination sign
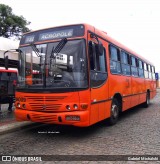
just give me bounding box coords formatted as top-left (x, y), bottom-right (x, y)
top-left (39, 29), bottom-right (73, 41)
top-left (20, 24), bottom-right (84, 45)
top-left (24, 35), bottom-right (35, 44)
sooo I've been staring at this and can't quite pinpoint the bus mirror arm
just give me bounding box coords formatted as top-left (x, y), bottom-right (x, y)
top-left (4, 49), bottom-right (20, 70)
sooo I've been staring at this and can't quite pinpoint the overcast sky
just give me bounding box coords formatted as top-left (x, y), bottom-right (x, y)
top-left (1, 0), bottom-right (160, 72)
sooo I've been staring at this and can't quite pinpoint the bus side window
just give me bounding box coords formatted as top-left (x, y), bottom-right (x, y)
top-left (109, 45), bottom-right (121, 74)
top-left (138, 60), bottom-right (144, 78)
top-left (120, 51), bottom-right (131, 76)
top-left (10, 73), bottom-right (18, 81)
top-left (151, 66), bottom-right (155, 79)
top-left (144, 63), bottom-right (149, 78)
top-left (0, 72), bottom-right (9, 80)
top-left (131, 56), bottom-right (138, 77)
top-left (148, 65), bottom-right (152, 79)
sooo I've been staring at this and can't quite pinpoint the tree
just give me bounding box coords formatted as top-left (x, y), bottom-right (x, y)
top-left (0, 4), bottom-right (30, 39)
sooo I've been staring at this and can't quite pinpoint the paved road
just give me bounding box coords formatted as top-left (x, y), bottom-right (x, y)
top-left (0, 104), bottom-right (15, 124)
top-left (0, 89), bottom-right (160, 163)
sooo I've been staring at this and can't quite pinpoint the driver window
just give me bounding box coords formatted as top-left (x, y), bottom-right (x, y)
top-left (89, 40), bottom-right (107, 88)
top-left (89, 41), bottom-right (106, 72)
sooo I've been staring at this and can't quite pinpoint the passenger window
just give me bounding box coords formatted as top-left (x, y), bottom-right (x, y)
top-left (144, 63), bottom-right (149, 78)
top-left (89, 41), bottom-right (107, 88)
top-left (151, 66), bottom-right (155, 79)
top-left (131, 56), bottom-right (138, 77)
top-left (110, 46), bottom-right (118, 61)
top-left (131, 57), bottom-right (136, 67)
top-left (120, 51), bottom-right (130, 76)
top-left (10, 73), bottom-right (18, 81)
top-left (148, 65), bottom-right (152, 79)
top-left (0, 72), bottom-right (9, 80)
top-left (138, 60), bottom-right (144, 78)
top-left (109, 45), bottom-right (121, 74)
top-left (139, 60), bottom-right (143, 69)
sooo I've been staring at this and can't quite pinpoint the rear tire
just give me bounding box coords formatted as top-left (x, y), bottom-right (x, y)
top-left (108, 98), bottom-right (120, 125)
top-left (143, 92), bottom-right (150, 108)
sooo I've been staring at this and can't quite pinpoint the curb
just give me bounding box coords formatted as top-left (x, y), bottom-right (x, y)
top-left (0, 121), bottom-right (34, 135)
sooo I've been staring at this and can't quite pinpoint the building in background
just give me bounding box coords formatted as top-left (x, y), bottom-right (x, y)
top-left (0, 37), bottom-right (19, 69)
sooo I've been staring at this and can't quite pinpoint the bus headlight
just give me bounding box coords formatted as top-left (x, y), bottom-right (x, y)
top-left (17, 103), bottom-right (21, 108)
top-left (66, 105), bottom-right (71, 110)
top-left (22, 104), bottom-right (26, 109)
top-left (73, 104), bottom-right (78, 109)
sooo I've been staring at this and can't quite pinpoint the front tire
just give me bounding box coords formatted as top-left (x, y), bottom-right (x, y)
top-left (108, 98), bottom-right (120, 125)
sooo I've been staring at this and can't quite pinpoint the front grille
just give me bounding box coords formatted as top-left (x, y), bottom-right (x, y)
top-left (29, 103), bottom-right (61, 112)
top-left (25, 96), bottom-right (67, 102)
top-left (25, 95), bottom-right (66, 112)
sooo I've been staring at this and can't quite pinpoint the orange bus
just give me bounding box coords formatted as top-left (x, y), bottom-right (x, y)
top-left (13, 24), bottom-right (156, 127)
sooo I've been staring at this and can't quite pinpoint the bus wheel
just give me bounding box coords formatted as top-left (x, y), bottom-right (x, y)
top-left (108, 98), bottom-right (120, 125)
top-left (143, 92), bottom-right (150, 108)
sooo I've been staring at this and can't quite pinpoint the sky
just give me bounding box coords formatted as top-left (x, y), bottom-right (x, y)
top-left (1, 0), bottom-right (160, 72)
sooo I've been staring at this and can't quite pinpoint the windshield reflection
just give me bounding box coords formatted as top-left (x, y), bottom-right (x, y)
top-left (18, 39), bottom-right (88, 90)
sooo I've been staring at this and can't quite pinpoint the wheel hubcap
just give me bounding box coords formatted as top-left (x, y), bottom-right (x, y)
top-left (111, 105), bottom-right (118, 118)
top-left (147, 95), bottom-right (150, 105)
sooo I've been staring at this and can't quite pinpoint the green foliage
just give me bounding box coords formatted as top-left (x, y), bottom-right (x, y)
top-left (0, 4), bottom-right (30, 39)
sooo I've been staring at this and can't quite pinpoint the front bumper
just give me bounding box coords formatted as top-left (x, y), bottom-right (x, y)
top-left (15, 109), bottom-right (90, 127)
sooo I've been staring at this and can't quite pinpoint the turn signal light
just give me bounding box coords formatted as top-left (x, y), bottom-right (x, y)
top-left (81, 104), bottom-right (88, 109)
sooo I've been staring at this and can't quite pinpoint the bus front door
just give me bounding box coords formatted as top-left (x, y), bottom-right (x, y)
top-left (88, 34), bottom-right (109, 125)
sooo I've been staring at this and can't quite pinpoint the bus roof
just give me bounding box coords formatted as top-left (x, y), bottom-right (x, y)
top-left (93, 26), bottom-right (153, 66)
top-left (0, 69), bottom-right (17, 73)
top-left (22, 23), bottom-right (154, 66)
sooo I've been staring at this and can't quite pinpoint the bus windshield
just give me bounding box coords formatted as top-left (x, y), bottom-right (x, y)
top-left (18, 39), bottom-right (88, 90)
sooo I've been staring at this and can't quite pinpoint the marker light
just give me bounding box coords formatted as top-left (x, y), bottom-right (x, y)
top-left (73, 104), bottom-right (78, 109)
top-left (81, 104), bottom-right (88, 109)
top-left (22, 104), bottom-right (26, 109)
top-left (66, 105), bottom-right (71, 110)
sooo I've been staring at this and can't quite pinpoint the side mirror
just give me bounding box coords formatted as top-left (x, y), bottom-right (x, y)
top-left (4, 56), bottom-right (9, 70)
top-left (90, 33), bottom-right (103, 55)
top-left (97, 41), bottom-right (104, 55)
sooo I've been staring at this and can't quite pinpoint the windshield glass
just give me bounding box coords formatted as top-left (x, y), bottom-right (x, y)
top-left (18, 39), bottom-right (88, 90)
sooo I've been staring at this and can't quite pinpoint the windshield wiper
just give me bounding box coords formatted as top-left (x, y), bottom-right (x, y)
top-left (30, 43), bottom-right (41, 57)
top-left (50, 38), bottom-right (68, 58)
